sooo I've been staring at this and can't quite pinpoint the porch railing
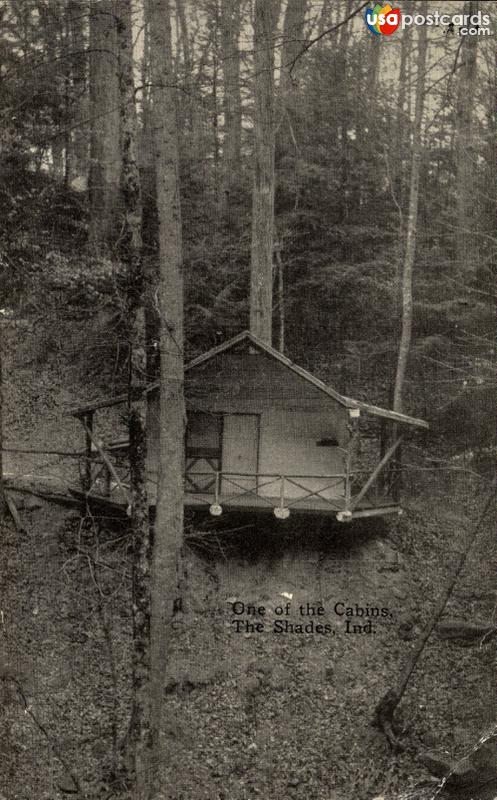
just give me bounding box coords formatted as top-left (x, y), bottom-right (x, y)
top-left (182, 469), bottom-right (398, 517)
top-left (79, 453), bottom-right (400, 519)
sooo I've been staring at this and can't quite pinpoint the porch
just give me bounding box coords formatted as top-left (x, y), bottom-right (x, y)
top-left (73, 441), bottom-right (403, 522)
top-left (183, 470), bottom-right (401, 519)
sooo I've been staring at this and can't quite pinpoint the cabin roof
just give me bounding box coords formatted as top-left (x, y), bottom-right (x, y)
top-left (175, 329), bottom-right (354, 408)
top-left (67, 330), bottom-right (428, 429)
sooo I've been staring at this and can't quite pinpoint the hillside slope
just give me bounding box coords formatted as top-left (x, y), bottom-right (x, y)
top-left (1, 315), bottom-right (495, 800)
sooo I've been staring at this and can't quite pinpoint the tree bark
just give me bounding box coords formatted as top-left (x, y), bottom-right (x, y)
top-left (455, 0), bottom-right (479, 272)
top-left (116, 1), bottom-right (151, 792)
top-left (175, 0), bottom-right (193, 139)
top-left (275, 240), bottom-right (284, 352)
top-left (277, 0), bottom-right (307, 207)
top-left (280, 0), bottom-right (307, 97)
top-left (250, 0), bottom-right (276, 344)
top-left (67, 0), bottom-right (88, 187)
top-left (210, 2), bottom-right (221, 193)
top-left (395, 0), bottom-right (410, 217)
top-left (36, 1), bottom-right (66, 180)
top-left (139, 6), bottom-right (161, 385)
top-left (219, 0), bottom-right (242, 219)
top-left (336, 0), bottom-right (353, 220)
top-left (0, 322), bottom-right (6, 517)
top-left (88, 0), bottom-right (122, 253)
top-left (393, 6), bottom-right (428, 413)
top-left (149, 0), bottom-right (185, 795)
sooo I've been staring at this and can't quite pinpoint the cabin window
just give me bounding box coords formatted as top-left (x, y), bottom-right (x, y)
top-left (316, 437), bottom-right (339, 447)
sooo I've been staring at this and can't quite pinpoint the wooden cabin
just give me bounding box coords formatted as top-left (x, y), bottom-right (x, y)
top-left (69, 331), bottom-right (428, 522)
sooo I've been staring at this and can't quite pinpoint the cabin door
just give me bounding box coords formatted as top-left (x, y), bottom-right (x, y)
top-left (221, 414), bottom-right (259, 496)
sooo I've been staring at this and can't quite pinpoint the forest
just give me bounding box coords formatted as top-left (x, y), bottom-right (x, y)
top-left (0, 1), bottom-right (495, 799)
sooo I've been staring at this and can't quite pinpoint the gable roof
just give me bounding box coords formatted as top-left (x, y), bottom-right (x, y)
top-left (152, 329), bottom-right (355, 409)
top-left (67, 330), bottom-right (428, 429)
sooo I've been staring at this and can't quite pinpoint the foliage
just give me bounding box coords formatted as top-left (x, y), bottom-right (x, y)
top-left (0, 0), bottom-right (494, 435)
top-left (31, 252), bottom-right (120, 310)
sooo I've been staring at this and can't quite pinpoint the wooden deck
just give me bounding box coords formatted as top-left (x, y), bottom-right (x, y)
top-left (183, 492), bottom-right (400, 519)
top-left (71, 447), bottom-right (402, 522)
top-left (69, 487), bottom-right (401, 521)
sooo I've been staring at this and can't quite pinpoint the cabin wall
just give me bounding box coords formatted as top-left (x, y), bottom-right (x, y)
top-left (258, 410), bottom-right (345, 499)
top-left (186, 351), bottom-right (350, 417)
top-left (145, 350), bottom-right (351, 504)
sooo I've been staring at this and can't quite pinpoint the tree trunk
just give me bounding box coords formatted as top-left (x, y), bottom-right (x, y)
top-left (115, 1), bottom-right (150, 792)
top-left (393, 5), bottom-right (428, 413)
top-left (317, 0), bottom-right (333, 37)
top-left (455, 1), bottom-right (479, 273)
top-left (67, 0), bottom-right (89, 187)
top-left (250, 0), bottom-right (276, 344)
top-left (175, 0), bottom-right (205, 172)
top-left (277, 0), bottom-right (307, 206)
top-left (219, 0), bottom-right (242, 219)
top-left (336, 0), bottom-right (353, 220)
top-left (275, 240), bottom-right (284, 352)
top-left (211, 2), bottom-right (220, 196)
top-left (36, 2), bottom-right (66, 180)
top-left (176, 0), bottom-right (192, 75)
top-left (88, 0), bottom-right (122, 253)
top-left (139, 7), bottom-right (161, 385)
top-left (280, 0), bottom-right (307, 97)
top-left (149, 0), bottom-right (185, 795)
top-left (0, 322), bottom-right (5, 517)
top-left (175, 0), bottom-right (193, 141)
top-left (395, 0), bottom-right (410, 217)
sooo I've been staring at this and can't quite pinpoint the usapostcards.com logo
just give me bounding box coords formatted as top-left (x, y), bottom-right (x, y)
top-left (364, 3), bottom-right (492, 36)
top-left (365, 3), bottom-right (400, 35)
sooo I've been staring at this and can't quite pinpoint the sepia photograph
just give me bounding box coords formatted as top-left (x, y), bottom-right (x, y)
top-left (0, 1), bottom-right (495, 799)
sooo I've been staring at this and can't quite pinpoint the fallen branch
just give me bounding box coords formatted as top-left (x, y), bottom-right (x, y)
top-left (436, 620), bottom-right (496, 643)
top-left (3, 446), bottom-right (83, 456)
top-left (374, 490), bottom-right (495, 748)
top-left (5, 482), bottom-right (79, 508)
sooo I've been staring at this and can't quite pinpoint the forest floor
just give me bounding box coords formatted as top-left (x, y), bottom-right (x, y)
top-left (1, 318), bottom-right (495, 800)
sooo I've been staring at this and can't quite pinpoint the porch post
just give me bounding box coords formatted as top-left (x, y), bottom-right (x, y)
top-left (379, 418), bottom-right (387, 460)
top-left (378, 418), bottom-right (387, 494)
top-left (344, 409), bottom-right (360, 513)
top-left (392, 439), bottom-right (403, 502)
top-left (351, 436), bottom-right (403, 511)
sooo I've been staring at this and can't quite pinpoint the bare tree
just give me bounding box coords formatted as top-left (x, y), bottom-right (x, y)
top-left (148, 0), bottom-right (185, 795)
top-left (66, 0), bottom-right (88, 186)
top-left (277, 0), bottom-right (307, 209)
top-left (0, 323), bottom-right (5, 516)
top-left (455, 0), bottom-right (479, 272)
top-left (250, 0), bottom-right (276, 344)
top-left (395, 13), bottom-right (410, 215)
top-left (115, 0), bottom-right (151, 792)
top-left (88, 0), bottom-right (121, 252)
top-left (220, 0), bottom-right (242, 219)
top-left (280, 0), bottom-right (307, 103)
top-left (393, 4), bottom-right (428, 413)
